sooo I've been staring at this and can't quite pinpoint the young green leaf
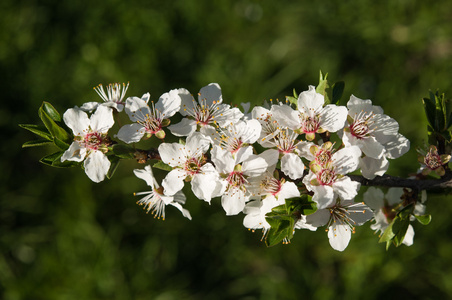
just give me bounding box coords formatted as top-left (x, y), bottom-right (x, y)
top-left (153, 161), bottom-right (173, 171)
top-left (22, 139), bottom-right (53, 148)
top-left (414, 214), bottom-right (432, 225)
top-left (331, 81), bottom-right (345, 105)
top-left (107, 156), bottom-right (120, 179)
top-left (265, 217), bottom-right (294, 247)
top-left (19, 124), bottom-right (52, 140)
top-left (38, 103), bottom-right (71, 144)
top-left (41, 101), bottom-right (62, 122)
top-left (316, 71), bottom-right (330, 105)
top-left (112, 144), bottom-right (135, 159)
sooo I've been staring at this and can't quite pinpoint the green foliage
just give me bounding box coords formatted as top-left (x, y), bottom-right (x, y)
top-left (265, 195), bottom-right (316, 247)
top-left (423, 90), bottom-right (452, 145)
top-left (153, 160), bottom-right (173, 172)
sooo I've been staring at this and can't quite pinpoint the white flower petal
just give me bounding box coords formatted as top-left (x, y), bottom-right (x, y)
top-left (125, 96), bottom-right (150, 122)
top-left (242, 156), bottom-right (268, 177)
top-left (84, 150), bottom-right (110, 183)
top-left (359, 136), bottom-right (385, 159)
top-left (79, 101), bottom-right (100, 112)
top-left (328, 224), bottom-right (351, 251)
top-left (333, 146), bottom-right (361, 174)
top-left (270, 104), bottom-right (300, 130)
top-left (133, 165), bottom-right (158, 188)
top-left (192, 166), bottom-right (225, 202)
top-left (221, 189), bottom-right (246, 215)
top-left (332, 177), bottom-right (360, 200)
top-left (168, 201), bottom-right (192, 220)
top-left (211, 145), bottom-right (235, 174)
top-left (320, 105), bottom-right (348, 132)
top-left (347, 204), bottom-right (373, 226)
top-left (156, 88), bottom-right (182, 118)
top-left (162, 169), bottom-right (186, 195)
top-left (158, 143), bottom-right (186, 167)
top-left (363, 187), bottom-right (385, 210)
top-left (359, 156), bottom-right (389, 179)
top-left (186, 132), bottom-right (211, 154)
top-left (373, 115), bottom-right (399, 144)
top-left (168, 118), bottom-right (197, 137)
top-left (199, 83), bottom-right (222, 106)
top-left (281, 153), bottom-right (305, 180)
top-left (311, 185), bottom-right (335, 209)
top-left (298, 86), bottom-right (324, 114)
top-left (386, 187), bottom-right (404, 206)
top-left (116, 123), bottom-right (146, 144)
top-left (402, 224), bottom-right (414, 246)
top-left (61, 142), bottom-right (86, 162)
top-left (279, 181), bottom-right (300, 200)
top-left (306, 207), bottom-right (331, 227)
top-left (384, 133), bottom-right (410, 159)
top-left (63, 108), bottom-right (90, 136)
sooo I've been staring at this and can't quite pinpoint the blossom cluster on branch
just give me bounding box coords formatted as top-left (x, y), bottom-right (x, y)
top-left (21, 73), bottom-right (452, 251)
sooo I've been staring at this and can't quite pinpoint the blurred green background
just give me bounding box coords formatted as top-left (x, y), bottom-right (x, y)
top-left (3, 0), bottom-right (452, 299)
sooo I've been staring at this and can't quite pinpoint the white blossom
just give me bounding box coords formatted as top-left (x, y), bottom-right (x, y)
top-left (80, 82), bottom-right (129, 112)
top-left (306, 198), bottom-right (373, 251)
top-left (158, 132), bottom-right (225, 202)
top-left (61, 105), bottom-right (114, 183)
top-left (271, 86), bottom-right (348, 141)
top-left (116, 89), bottom-right (181, 143)
top-left (168, 83), bottom-right (243, 137)
top-left (133, 165), bottom-right (191, 220)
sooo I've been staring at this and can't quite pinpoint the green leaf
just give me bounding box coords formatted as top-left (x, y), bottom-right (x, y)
top-left (392, 217), bottom-right (410, 247)
top-left (153, 161), bottom-right (173, 171)
top-left (265, 217), bottom-right (294, 247)
top-left (41, 101), bottom-right (62, 122)
top-left (316, 71), bottom-right (330, 105)
top-left (22, 139), bottom-right (53, 148)
top-left (415, 214), bottom-right (432, 225)
top-left (54, 136), bottom-right (70, 150)
top-left (434, 92), bottom-right (446, 132)
top-left (107, 156), bottom-right (120, 179)
top-left (379, 216), bottom-right (410, 249)
top-left (112, 144), bottom-right (135, 159)
top-left (267, 204), bottom-right (287, 215)
top-left (423, 96), bottom-right (436, 129)
top-left (331, 81), bottom-right (345, 105)
top-left (19, 124), bottom-right (52, 140)
top-left (396, 203), bottom-right (414, 219)
top-left (445, 98), bottom-right (452, 129)
top-left (39, 151), bottom-right (79, 168)
top-left (286, 96), bottom-right (297, 107)
top-left (38, 103), bottom-right (72, 143)
top-left (379, 218), bottom-right (396, 244)
top-left (298, 195), bottom-right (317, 216)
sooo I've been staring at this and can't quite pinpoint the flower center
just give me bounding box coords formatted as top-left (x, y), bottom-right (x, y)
top-left (316, 149), bottom-right (333, 166)
top-left (327, 205), bottom-right (356, 233)
top-left (317, 168), bottom-right (337, 186)
top-left (349, 111), bottom-right (375, 139)
top-left (184, 157), bottom-right (202, 176)
top-left (183, 98), bottom-right (222, 126)
top-left (300, 114), bottom-right (320, 134)
top-left (94, 82), bottom-right (129, 104)
top-left (424, 149), bottom-right (441, 170)
top-left (227, 171), bottom-right (248, 189)
top-left (133, 101), bottom-right (164, 134)
top-left (273, 129), bottom-right (299, 153)
top-left (83, 132), bottom-right (104, 150)
top-left (260, 176), bottom-right (282, 196)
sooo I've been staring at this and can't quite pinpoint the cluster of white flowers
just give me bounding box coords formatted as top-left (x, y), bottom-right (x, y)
top-left (61, 82), bottom-right (418, 251)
